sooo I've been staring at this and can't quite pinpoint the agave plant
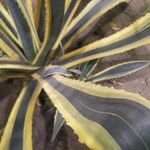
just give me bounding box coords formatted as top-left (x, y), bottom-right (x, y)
top-left (0, 0), bottom-right (150, 150)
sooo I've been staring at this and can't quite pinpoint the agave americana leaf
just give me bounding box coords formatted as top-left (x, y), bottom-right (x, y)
top-left (59, 13), bottom-right (150, 68)
top-left (0, 3), bottom-right (17, 33)
top-left (39, 0), bottom-right (51, 50)
top-left (0, 59), bottom-right (39, 73)
top-left (0, 81), bottom-right (41, 150)
top-left (63, 0), bottom-right (130, 50)
top-left (5, 0), bottom-right (36, 61)
top-left (0, 72), bottom-right (28, 79)
top-left (0, 30), bottom-right (26, 60)
top-left (51, 110), bottom-right (65, 142)
top-left (23, 83), bottom-right (42, 150)
top-left (36, 0), bottom-right (46, 42)
top-left (0, 18), bottom-right (21, 46)
top-left (64, 0), bottom-right (73, 14)
top-left (0, 1), bottom-right (150, 150)
top-left (33, 73), bottom-right (150, 150)
top-left (87, 61), bottom-right (150, 82)
top-left (49, 0), bottom-right (81, 57)
top-left (39, 65), bottom-right (72, 78)
top-left (0, 82), bottom-right (29, 150)
top-left (32, 0), bottom-right (42, 30)
top-left (33, 0), bottom-right (65, 65)
top-left (0, 39), bottom-right (19, 60)
top-left (15, 0), bottom-right (40, 51)
top-left (79, 59), bottom-right (99, 80)
top-left (25, 0), bottom-right (34, 26)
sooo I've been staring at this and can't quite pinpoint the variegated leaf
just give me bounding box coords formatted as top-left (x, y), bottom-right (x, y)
top-left (87, 61), bottom-right (150, 82)
top-left (60, 13), bottom-right (150, 68)
top-left (5, 0), bottom-right (36, 61)
top-left (33, 73), bottom-right (150, 150)
top-left (0, 81), bottom-right (42, 150)
top-left (79, 59), bottom-right (99, 80)
top-left (63, 0), bottom-right (130, 50)
top-left (0, 59), bottom-right (39, 73)
top-left (34, 0), bottom-right (65, 65)
top-left (51, 110), bottom-right (65, 142)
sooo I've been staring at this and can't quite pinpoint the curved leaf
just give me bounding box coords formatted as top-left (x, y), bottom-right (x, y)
top-left (0, 30), bottom-right (28, 61)
top-left (33, 74), bottom-right (150, 150)
top-left (16, 0), bottom-right (40, 51)
top-left (50, 0), bottom-right (81, 54)
top-left (79, 59), bottom-right (99, 80)
top-left (25, 0), bottom-right (34, 25)
top-left (36, 0), bottom-right (46, 42)
top-left (0, 80), bottom-right (41, 150)
top-left (0, 3), bottom-right (17, 33)
top-left (0, 82), bottom-right (29, 150)
top-left (59, 13), bottom-right (150, 68)
top-left (63, 0), bottom-right (130, 50)
top-left (5, 0), bottom-right (36, 61)
top-left (33, 0), bottom-right (65, 65)
top-left (40, 0), bottom-right (51, 49)
top-left (0, 18), bottom-right (21, 46)
top-left (0, 59), bottom-right (39, 73)
top-left (8, 80), bottom-right (39, 150)
top-left (87, 60), bottom-right (150, 82)
top-left (0, 72), bottom-right (28, 79)
top-left (32, 0), bottom-right (42, 30)
top-left (0, 31), bottom-right (21, 60)
top-left (65, 0), bottom-right (72, 14)
top-left (23, 83), bottom-right (42, 150)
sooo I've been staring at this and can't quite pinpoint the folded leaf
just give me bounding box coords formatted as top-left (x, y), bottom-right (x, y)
top-left (33, 73), bottom-right (150, 150)
top-left (79, 59), bottom-right (99, 80)
top-left (51, 110), bottom-right (65, 142)
top-left (38, 65), bottom-right (72, 78)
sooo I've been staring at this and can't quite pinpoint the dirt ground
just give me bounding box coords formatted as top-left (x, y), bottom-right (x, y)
top-left (0, 0), bottom-right (150, 150)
